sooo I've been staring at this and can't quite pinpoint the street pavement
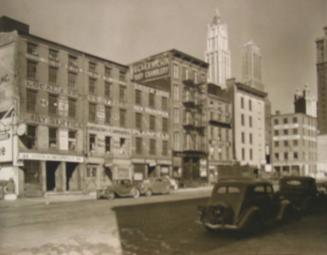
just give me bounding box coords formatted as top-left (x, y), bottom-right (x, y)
top-left (0, 187), bottom-right (326, 255)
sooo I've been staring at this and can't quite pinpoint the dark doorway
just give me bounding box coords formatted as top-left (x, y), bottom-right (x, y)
top-left (66, 162), bottom-right (79, 191)
top-left (46, 161), bottom-right (60, 191)
top-left (24, 160), bottom-right (42, 197)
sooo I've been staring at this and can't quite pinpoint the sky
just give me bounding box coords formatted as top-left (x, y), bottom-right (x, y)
top-left (1, 0), bottom-right (326, 113)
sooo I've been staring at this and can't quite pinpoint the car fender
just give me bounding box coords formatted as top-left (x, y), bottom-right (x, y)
top-left (238, 206), bottom-right (260, 230)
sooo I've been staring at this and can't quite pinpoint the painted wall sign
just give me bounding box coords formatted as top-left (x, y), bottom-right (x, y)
top-left (18, 152), bottom-right (84, 163)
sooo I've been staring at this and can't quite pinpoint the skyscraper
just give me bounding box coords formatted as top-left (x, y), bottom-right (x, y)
top-left (294, 86), bottom-right (317, 118)
top-left (205, 9), bottom-right (231, 89)
top-left (242, 40), bottom-right (263, 91)
top-left (316, 26), bottom-right (327, 134)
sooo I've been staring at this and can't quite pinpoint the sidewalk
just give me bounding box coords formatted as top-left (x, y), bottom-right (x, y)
top-left (0, 185), bottom-right (213, 209)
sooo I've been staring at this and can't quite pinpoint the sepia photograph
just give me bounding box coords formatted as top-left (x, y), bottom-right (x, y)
top-left (0, 0), bottom-right (327, 254)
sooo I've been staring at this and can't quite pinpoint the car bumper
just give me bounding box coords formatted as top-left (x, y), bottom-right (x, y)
top-left (203, 222), bottom-right (239, 230)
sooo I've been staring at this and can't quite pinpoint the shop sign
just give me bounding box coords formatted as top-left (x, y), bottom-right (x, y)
top-left (18, 152), bottom-right (83, 163)
top-left (161, 167), bottom-right (169, 174)
top-left (133, 55), bottom-right (170, 82)
top-left (133, 173), bottom-right (143, 181)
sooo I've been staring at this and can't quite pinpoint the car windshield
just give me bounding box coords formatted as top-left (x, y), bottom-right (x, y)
top-left (216, 185), bottom-right (241, 195)
top-left (285, 180), bottom-right (302, 186)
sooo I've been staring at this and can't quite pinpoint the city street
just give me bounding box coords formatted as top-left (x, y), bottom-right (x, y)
top-left (0, 189), bottom-right (327, 255)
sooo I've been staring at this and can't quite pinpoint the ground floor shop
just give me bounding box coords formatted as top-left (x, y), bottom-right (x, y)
top-left (132, 159), bottom-right (172, 182)
top-left (273, 164), bottom-right (317, 177)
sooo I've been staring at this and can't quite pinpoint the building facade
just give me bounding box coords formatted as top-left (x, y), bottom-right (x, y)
top-left (294, 86), bottom-right (317, 118)
top-left (316, 26), bottom-right (327, 134)
top-left (227, 78), bottom-right (266, 169)
top-left (241, 40), bottom-right (263, 91)
top-left (317, 134), bottom-right (327, 178)
top-left (0, 16), bottom-right (172, 197)
top-left (271, 113), bottom-right (317, 177)
top-left (205, 83), bottom-right (234, 181)
top-left (205, 9), bottom-right (231, 89)
top-left (131, 50), bottom-right (209, 184)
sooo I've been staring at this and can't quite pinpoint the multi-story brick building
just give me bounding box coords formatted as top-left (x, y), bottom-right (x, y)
top-left (131, 82), bottom-right (171, 182)
top-left (227, 78), bottom-right (267, 169)
top-left (0, 16), bottom-right (172, 198)
top-left (205, 83), bottom-right (234, 181)
top-left (271, 112), bottom-right (317, 177)
top-left (131, 50), bottom-right (209, 183)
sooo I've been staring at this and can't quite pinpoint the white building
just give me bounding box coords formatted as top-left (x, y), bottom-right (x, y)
top-left (317, 135), bottom-right (327, 179)
top-left (205, 9), bottom-right (231, 89)
top-left (227, 78), bottom-right (267, 168)
top-left (242, 41), bottom-right (263, 91)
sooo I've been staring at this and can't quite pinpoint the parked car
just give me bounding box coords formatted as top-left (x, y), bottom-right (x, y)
top-left (140, 177), bottom-right (171, 196)
top-left (279, 176), bottom-right (321, 213)
top-left (317, 180), bottom-right (327, 195)
top-left (198, 178), bottom-right (295, 233)
top-left (96, 179), bottom-right (140, 200)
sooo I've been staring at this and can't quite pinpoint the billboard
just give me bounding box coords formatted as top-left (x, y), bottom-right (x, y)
top-left (0, 117), bottom-right (13, 162)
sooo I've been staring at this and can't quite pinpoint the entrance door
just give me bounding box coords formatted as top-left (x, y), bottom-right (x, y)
top-left (46, 161), bottom-right (60, 191)
top-left (66, 162), bottom-right (79, 191)
top-left (24, 160), bottom-right (43, 197)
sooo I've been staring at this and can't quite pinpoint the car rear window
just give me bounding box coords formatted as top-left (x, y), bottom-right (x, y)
top-left (286, 180), bottom-right (302, 186)
top-left (253, 186), bottom-right (265, 193)
top-left (217, 186), bottom-right (227, 194)
top-left (216, 186), bottom-right (240, 194)
top-left (228, 187), bottom-right (241, 194)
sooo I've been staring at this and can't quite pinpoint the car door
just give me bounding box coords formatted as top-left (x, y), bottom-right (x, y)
top-left (252, 185), bottom-right (270, 218)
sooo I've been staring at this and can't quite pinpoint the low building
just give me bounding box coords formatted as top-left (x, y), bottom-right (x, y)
top-left (271, 112), bottom-right (317, 177)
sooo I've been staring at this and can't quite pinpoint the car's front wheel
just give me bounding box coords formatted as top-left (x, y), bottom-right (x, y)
top-left (132, 188), bottom-right (140, 199)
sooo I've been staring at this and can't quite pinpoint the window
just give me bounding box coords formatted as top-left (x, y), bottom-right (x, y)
top-left (68, 130), bottom-right (76, 150)
top-left (293, 140), bottom-right (298, 146)
top-left (89, 103), bottom-right (96, 122)
top-left (275, 153), bottom-right (279, 160)
top-left (105, 106), bottom-right (111, 124)
top-left (241, 97), bottom-right (244, 109)
top-left (119, 108), bottom-right (126, 127)
top-left (162, 140), bottom-right (168, 156)
top-left (105, 136), bottom-right (111, 153)
top-left (89, 134), bottom-right (96, 151)
top-left (149, 115), bottom-right (156, 131)
top-left (162, 97), bottom-right (168, 111)
top-left (135, 112), bottom-right (142, 130)
top-left (48, 94), bottom-right (58, 116)
top-left (173, 84), bottom-right (179, 100)
top-left (89, 61), bottom-right (96, 73)
top-left (23, 125), bottom-right (37, 149)
top-left (284, 129), bottom-right (288, 135)
top-left (249, 149), bottom-right (253, 160)
top-left (174, 108), bottom-right (180, 124)
top-left (48, 66), bottom-right (58, 84)
top-left (274, 130), bottom-right (279, 136)
top-left (48, 49), bottom-right (58, 61)
top-left (68, 98), bottom-right (76, 118)
top-left (105, 66), bottom-right (112, 78)
top-left (68, 72), bottom-right (77, 88)
top-left (249, 116), bottom-right (252, 127)
top-left (149, 93), bottom-right (155, 108)
top-left (293, 152), bottom-right (298, 160)
top-left (162, 117), bottom-right (168, 133)
top-left (173, 64), bottom-right (179, 79)
top-left (89, 78), bottom-right (96, 95)
top-left (135, 89), bottom-right (142, 105)
top-left (174, 132), bottom-right (180, 150)
top-left (27, 60), bottom-right (37, 80)
top-left (150, 139), bottom-right (156, 155)
top-left (241, 114), bottom-right (245, 126)
top-left (254, 186), bottom-right (265, 193)
top-left (274, 119), bottom-right (279, 125)
top-left (274, 141), bottom-right (279, 147)
top-left (241, 132), bottom-right (245, 144)
top-left (68, 54), bottom-right (78, 67)
top-left (26, 89), bottom-right (37, 112)
top-left (104, 82), bottom-right (111, 99)
top-left (249, 99), bottom-right (252, 111)
top-left (119, 70), bottom-right (126, 81)
top-left (119, 85), bottom-right (126, 103)
top-left (284, 140), bottom-right (288, 147)
top-left (87, 166), bottom-right (97, 178)
top-left (242, 148), bottom-right (245, 160)
top-left (48, 127), bottom-right (57, 149)
top-left (27, 42), bottom-right (38, 55)
top-left (293, 117), bottom-right (298, 123)
top-left (293, 128), bottom-right (298, 135)
top-left (249, 133), bottom-right (253, 144)
top-left (136, 137), bottom-right (142, 154)
top-left (284, 152), bottom-right (288, 160)
top-left (120, 138), bottom-right (126, 148)
top-left (217, 186), bottom-right (227, 194)
top-left (283, 118), bottom-right (288, 124)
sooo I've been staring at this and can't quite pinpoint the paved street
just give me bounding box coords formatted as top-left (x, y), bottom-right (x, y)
top-left (0, 189), bottom-right (327, 255)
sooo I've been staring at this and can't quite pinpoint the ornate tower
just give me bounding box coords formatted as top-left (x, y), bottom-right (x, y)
top-left (205, 9), bottom-right (231, 89)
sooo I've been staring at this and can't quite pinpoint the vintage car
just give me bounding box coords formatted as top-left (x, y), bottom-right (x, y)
top-left (279, 176), bottom-right (321, 213)
top-left (198, 179), bottom-right (294, 232)
top-left (316, 180), bottom-right (327, 195)
top-left (163, 176), bottom-right (179, 191)
top-left (96, 179), bottom-right (140, 200)
top-left (140, 177), bottom-right (171, 196)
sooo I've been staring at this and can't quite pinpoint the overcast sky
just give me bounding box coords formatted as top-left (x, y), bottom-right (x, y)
top-left (1, 0), bottom-right (326, 113)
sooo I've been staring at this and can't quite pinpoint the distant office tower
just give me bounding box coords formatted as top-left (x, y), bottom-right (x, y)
top-left (316, 26), bottom-right (327, 134)
top-left (242, 41), bottom-right (263, 91)
top-left (294, 86), bottom-right (317, 118)
top-left (205, 9), bottom-right (231, 89)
